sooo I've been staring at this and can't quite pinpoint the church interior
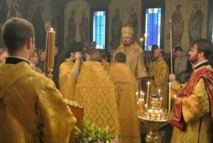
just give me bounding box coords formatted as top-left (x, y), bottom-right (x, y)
top-left (0, 0), bottom-right (213, 143)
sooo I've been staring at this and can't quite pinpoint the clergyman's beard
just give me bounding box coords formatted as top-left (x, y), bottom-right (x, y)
top-left (123, 43), bottom-right (131, 47)
top-left (189, 53), bottom-right (198, 64)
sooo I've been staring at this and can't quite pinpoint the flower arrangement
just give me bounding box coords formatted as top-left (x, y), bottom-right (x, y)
top-left (75, 118), bottom-right (120, 143)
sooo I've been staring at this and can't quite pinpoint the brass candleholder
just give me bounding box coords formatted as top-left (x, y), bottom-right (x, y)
top-left (47, 67), bottom-right (53, 80)
top-left (138, 94), bottom-right (173, 143)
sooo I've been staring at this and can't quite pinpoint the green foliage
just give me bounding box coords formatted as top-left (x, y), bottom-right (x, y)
top-left (75, 118), bottom-right (120, 143)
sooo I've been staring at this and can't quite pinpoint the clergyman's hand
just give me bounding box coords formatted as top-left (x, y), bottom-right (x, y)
top-left (169, 74), bottom-right (176, 81)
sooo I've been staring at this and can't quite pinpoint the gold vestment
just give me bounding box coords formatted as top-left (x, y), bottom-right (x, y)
top-left (0, 62), bottom-right (77, 143)
top-left (73, 61), bottom-right (121, 134)
top-left (59, 59), bottom-right (80, 100)
top-left (109, 63), bottom-right (141, 143)
top-left (112, 42), bottom-right (147, 79)
top-left (171, 65), bottom-right (213, 143)
top-left (149, 58), bottom-right (169, 108)
top-left (35, 66), bottom-right (43, 73)
top-left (102, 59), bottom-right (110, 71)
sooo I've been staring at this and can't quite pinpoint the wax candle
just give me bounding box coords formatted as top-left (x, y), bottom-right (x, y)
top-left (139, 38), bottom-right (144, 48)
top-left (158, 89), bottom-right (161, 95)
top-left (136, 92), bottom-right (139, 101)
top-left (160, 97), bottom-right (162, 108)
top-left (168, 82), bottom-right (171, 111)
top-left (47, 28), bottom-right (55, 68)
top-left (146, 82), bottom-right (150, 105)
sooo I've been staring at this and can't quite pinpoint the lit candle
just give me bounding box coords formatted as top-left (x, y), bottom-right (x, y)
top-left (160, 97), bottom-right (162, 108)
top-left (140, 91), bottom-right (143, 99)
top-left (146, 82), bottom-right (150, 105)
top-left (47, 28), bottom-right (55, 68)
top-left (139, 38), bottom-right (144, 48)
top-left (136, 92), bottom-right (139, 101)
top-left (158, 89), bottom-right (161, 95)
top-left (137, 101), bottom-right (140, 111)
top-left (168, 82), bottom-right (171, 111)
top-left (145, 104), bottom-right (148, 111)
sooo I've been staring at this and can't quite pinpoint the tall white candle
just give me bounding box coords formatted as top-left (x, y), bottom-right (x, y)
top-left (168, 82), bottom-right (171, 111)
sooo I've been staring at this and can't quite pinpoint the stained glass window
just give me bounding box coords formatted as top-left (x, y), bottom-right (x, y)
top-left (93, 11), bottom-right (106, 49)
top-left (145, 8), bottom-right (161, 50)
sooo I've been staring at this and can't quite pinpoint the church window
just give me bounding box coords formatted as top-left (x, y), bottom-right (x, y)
top-left (145, 8), bottom-right (162, 50)
top-left (93, 11), bottom-right (106, 49)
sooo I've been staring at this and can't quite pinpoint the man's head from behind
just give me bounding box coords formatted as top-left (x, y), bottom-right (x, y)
top-left (89, 50), bottom-right (102, 62)
top-left (115, 52), bottom-right (126, 63)
top-left (2, 18), bottom-right (35, 58)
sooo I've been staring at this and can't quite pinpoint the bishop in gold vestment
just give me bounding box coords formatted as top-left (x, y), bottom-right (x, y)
top-left (73, 61), bottom-right (121, 134)
top-left (109, 62), bottom-right (141, 143)
top-left (111, 26), bottom-right (147, 79)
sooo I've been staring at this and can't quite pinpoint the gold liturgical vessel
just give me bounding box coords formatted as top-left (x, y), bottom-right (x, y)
top-left (137, 94), bottom-right (173, 143)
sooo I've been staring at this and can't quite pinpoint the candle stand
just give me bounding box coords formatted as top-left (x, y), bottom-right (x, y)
top-left (138, 94), bottom-right (173, 143)
top-left (47, 67), bottom-right (53, 80)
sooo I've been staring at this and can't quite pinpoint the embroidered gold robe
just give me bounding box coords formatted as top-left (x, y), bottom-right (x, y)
top-left (149, 58), bottom-right (169, 109)
top-left (171, 65), bottom-right (213, 143)
top-left (59, 59), bottom-right (80, 100)
top-left (102, 59), bottom-right (110, 71)
top-left (73, 61), bottom-right (121, 134)
top-left (0, 62), bottom-right (76, 143)
top-left (111, 42), bottom-right (147, 79)
top-left (109, 63), bottom-right (141, 143)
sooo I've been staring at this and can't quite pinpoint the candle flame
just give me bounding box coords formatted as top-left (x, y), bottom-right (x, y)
top-left (174, 95), bottom-right (177, 98)
top-left (147, 82), bottom-right (150, 85)
top-left (140, 38), bottom-right (144, 41)
top-left (136, 92), bottom-right (138, 95)
top-left (50, 28), bottom-right (53, 31)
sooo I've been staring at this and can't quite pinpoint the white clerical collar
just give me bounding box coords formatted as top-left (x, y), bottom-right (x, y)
top-left (30, 63), bottom-right (36, 68)
top-left (193, 60), bottom-right (208, 69)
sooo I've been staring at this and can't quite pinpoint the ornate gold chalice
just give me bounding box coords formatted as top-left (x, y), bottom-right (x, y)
top-left (138, 94), bottom-right (173, 143)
